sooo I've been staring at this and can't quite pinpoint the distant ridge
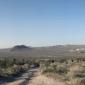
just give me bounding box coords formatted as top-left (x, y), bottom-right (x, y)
top-left (0, 44), bottom-right (85, 58)
top-left (11, 45), bottom-right (32, 51)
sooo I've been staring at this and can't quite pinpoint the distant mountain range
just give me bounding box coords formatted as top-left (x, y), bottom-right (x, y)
top-left (0, 45), bottom-right (85, 58)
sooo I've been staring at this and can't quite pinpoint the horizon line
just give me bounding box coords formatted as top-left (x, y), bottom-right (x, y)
top-left (1, 44), bottom-right (85, 49)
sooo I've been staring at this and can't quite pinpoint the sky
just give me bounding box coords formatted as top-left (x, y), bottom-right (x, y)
top-left (0, 0), bottom-right (85, 48)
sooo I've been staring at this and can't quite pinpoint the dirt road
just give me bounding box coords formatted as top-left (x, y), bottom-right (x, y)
top-left (1, 69), bottom-right (37, 85)
top-left (2, 79), bottom-right (26, 85)
top-left (1, 69), bottom-right (67, 85)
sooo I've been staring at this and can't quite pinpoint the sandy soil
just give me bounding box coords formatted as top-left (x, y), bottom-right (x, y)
top-left (28, 72), bottom-right (67, 85)
top-left (1, 79), bottom-right (25, 85)
top-left (2, 69), bottom-right (67, 85)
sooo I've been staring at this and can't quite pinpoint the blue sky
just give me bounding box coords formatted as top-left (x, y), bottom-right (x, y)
top-left (0, 0), bottom-right (85, 48)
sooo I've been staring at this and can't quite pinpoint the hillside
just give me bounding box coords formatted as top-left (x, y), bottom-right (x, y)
top-left (11, 45), bottom-right (32, 51)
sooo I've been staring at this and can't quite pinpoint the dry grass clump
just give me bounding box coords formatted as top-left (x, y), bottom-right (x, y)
top-left (66, 61), bottom-right (85, 85)
top-left (40, 59), bottom-right (85, 85)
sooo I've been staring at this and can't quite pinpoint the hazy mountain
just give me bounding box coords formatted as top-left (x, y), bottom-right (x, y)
top-left (0, 45), bottom-right (85, 58)
top-left (11, 45), bottom-right (32, 51)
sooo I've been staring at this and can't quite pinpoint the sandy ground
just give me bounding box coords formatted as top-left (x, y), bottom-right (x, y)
top-left (28, 72), bottom-right (67, 85)
top-left (2, 69), bottom-right (67, 85)
top-left (1, 79), bottom-right (25, 85)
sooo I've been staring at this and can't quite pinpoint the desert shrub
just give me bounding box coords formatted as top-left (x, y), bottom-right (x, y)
top-left (80, 78), bottom-right (85, 85)
top-left (74, 67), bottom-right (85, 78)
top-left (40, 58), bottom-right (85, 84)
top-left (57, 66), bottom-right (67, 74)
top-left (0, 58), bottom-right (36, 77)
top-left (42, 66), bottom-right (56, 74)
